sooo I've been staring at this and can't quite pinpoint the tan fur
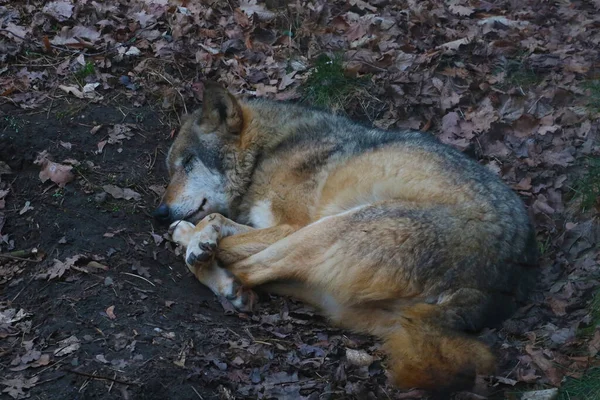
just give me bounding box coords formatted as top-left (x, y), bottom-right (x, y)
top-left (160, 82), bottom-right (539, 393)
top-left (317, 149), bottom-right (475, 217)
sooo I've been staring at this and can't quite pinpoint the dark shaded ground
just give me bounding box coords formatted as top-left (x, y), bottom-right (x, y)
top-left (0, 101), bottom-right (401, 400)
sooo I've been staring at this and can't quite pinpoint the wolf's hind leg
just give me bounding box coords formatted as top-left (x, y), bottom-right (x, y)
top-left (217, 224), bottom-right (300, 264)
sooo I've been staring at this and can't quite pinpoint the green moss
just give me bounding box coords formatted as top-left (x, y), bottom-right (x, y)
top-left (75, 61), bottom-right (95, 80)
top-left (3, 116), bottom-right (21, 133)
top-left (583, 80), bottom-right (600, 112)
top-left (559, 367), bottom-right (600, 400)
top-left (494, 57), bottom-right (542, 92)
top-left (572, 157), bottom-right (600, 212)
top-left (300, 53), bottom-right (369, 113)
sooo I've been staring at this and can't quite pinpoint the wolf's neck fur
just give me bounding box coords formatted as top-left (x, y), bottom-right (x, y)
top-left (224, 99), bottom-right (320, 218)
top-left (225, 99), bottom-right (339, 218)
top-left (222, 100), bottom-right (274, 218)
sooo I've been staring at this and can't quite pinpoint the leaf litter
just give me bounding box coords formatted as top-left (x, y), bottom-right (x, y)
top-left (0, 0), bottom-right (599, 399)
top-left (33, 151), bottom-right (75, 188)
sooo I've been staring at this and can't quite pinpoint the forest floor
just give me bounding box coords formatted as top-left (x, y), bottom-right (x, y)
top-left (1, 1), bottom-right (599, 399)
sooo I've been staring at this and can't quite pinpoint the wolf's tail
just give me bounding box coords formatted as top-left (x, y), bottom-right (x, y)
top-left (382, 303), bottom-right (496, 393)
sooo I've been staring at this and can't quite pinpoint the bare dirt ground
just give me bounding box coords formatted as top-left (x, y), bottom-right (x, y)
top-left (1, 1), bottom-right (599, 399)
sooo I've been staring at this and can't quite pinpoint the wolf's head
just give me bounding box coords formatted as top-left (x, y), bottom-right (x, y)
top-left (153, 82), bottom-right (247, 224)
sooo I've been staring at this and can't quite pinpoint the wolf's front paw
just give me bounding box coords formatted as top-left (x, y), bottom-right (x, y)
top-left (169, 220), bottom-right (196, 247)
top-left (185, 227), bottom-right (219, 268)
top-left (186, 240), bottom-right (217, 266)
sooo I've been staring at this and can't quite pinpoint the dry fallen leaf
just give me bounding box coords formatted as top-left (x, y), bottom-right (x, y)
top-left (148, 184), bottom-right (165, 196)
top-left (437, 37), bottom-right (473, 53)
top-left (95, 354), bottom-right (109, 364)
top-left (36, 255), bottom-right (84, 280)
top-left (525, 345), bottom-right (563, 386)
top-left (58, 84), bottom-right (84, 99)
top-left (151, 233), bottom-right (164, 245)
top-left (49, 25), bottom-right (94, 45)
top-left (239, 0), bottom-right (276, 21)
top-left (3, 23), bottom-right (28, 43)
top-left (42, 1), bottom-right (73, 21)
top-left (96, 140), bottom-right (107, 154)
top-left (34, 151), bottom-right (75, 188)
top-left (588, 329), bottom-right (600, 357)
top-left (102, 184), bottom-right (142, 201)
top-left (18, 201), bottom-right (33, 215)
top-left (54, 336), bottom-right (80, 357)
top-left (521, 388), bottom-right (559, 400)
top-left (0, 189), bottom-right (11, 207)
top-left (87, 261), bottom-right (109, 271)
top-left (349, 0), bottom-right (377, 12)
top-left (449, 4), bottom-right (475, 16)
top-left (83, 82), bottom-right (100, 93)
top-left (125, 46), bottom-right (141, 56)
top-left (32, 354), bottom-right (50, 367)
top-left (466, 97), bottom-right (499, 133)
top-left (1, 375), bottom-right (39, 399)
top-left (0, 161), bottom-right (12, 175)
top-left (105, 305), bottom-right (116, 320)
top-left (0, 308), bottom-right (29, 325)
top-left (495, 376), bottom-right (518, 386)
top-left (58, 84), bottom-right (102, 100)
top-left (103, 228), bottom-right (125, 238)
top-left (515, 177), bottom-right (533, 191)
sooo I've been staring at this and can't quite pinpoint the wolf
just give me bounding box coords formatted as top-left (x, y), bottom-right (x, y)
top-left (153, 82), bottom-right (538, 393)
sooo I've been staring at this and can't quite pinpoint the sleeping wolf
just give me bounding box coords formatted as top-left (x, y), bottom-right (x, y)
top-left (154, 82), bottom-right (538, 392)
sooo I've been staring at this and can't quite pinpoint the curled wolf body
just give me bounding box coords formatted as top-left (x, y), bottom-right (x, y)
top-left (154, 82), bottom-right (538, 392)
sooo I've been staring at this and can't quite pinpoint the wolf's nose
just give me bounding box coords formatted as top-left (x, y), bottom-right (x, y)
top-left (153, 203), bottom-right (171, 223)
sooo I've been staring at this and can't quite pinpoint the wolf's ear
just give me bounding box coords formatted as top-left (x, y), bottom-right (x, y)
top-left (199, 81), bottom-right (243, 135)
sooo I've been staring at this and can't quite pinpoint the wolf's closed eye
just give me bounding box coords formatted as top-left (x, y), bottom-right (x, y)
top-left (182, 154), bottom-right (194, 172)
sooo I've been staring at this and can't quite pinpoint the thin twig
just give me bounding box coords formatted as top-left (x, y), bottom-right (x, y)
top-left (147, 146), bottom-right (158, 172)
top-left (191, 386), bottom-right (204, 399)
top-left (65, 369), bottom-right (139, 386)
top-left (0, 252), bottom-right (41, 262)
top-left (73, 167), bottom-right (94, 188)
top-left (108, 372), bottom-right (116, 393)
top-left (226, 327), bottom-right (241, 338)
top-left (1, 249), bottom-right (34, 257)
top-left (34, 373), bottom-right (67, 386)
top-left (32, 360), bottom-right (65, 378)
top-left (120, 272), bottom-right (156, 286)
top-left (147, 70), bottom-right (188, 114)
